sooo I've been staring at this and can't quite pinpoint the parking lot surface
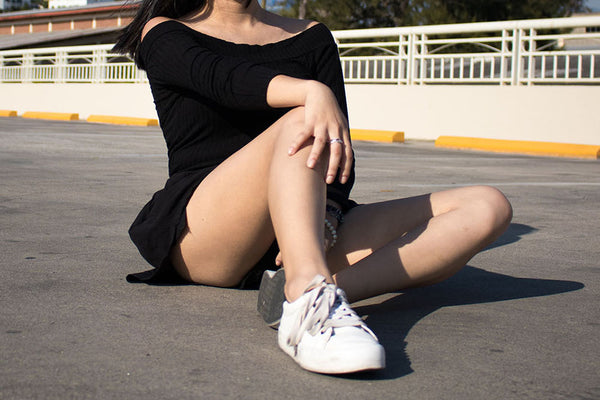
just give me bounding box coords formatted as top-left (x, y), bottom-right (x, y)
top-left (1, 118), bottom-right (599, 399)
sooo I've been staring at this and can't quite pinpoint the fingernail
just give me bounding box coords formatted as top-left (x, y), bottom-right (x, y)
top-left (288, 147), bottom-right (294, 155)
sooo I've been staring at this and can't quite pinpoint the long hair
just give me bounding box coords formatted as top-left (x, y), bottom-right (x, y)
top-left (112, 0), bottom-right (206, 67)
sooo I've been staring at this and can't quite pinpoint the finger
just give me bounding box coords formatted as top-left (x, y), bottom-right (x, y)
top-left (307, 128), bottom-right (327, 169)
top-left (288, 126), bottom-right (313, 156)
top-left (340, 130), bottom-right (353, 184)
top-left (326, 137), bottom-right (343, 184)
top-left (275, 251), bottom-right (282, 266)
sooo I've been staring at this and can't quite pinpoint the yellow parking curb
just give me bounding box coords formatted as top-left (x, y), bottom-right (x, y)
top-left (351, 129), bottom-right (404, 143)
top-left (435, 136), bottom-right (600, 159)
top-left (0, 110), bottom-right (17, 117)
top-left (22, 111), bottom-right (79, 121)
top-left (87, 115), bottom-right (159, 126)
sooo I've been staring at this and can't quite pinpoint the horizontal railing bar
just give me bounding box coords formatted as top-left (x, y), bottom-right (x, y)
top-left (337, 42), bottom-right (400, 48)
top-left (333, 16), bottom-right (600, 39)
top-left (418, 37), bottom-right (506, 45)
top-left (523, 33), bottom-right (600, 40)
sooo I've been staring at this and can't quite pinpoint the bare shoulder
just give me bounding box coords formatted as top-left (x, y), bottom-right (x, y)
top-left (263, 11), bottom-right (320, 35)
top-left (141, 16), bottom-right (172, 42)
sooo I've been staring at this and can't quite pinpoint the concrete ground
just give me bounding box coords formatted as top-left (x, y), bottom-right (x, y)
top-left (1, 118), bottom-right (598, 400)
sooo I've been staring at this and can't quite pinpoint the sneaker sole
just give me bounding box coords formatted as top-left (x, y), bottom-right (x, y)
top-left (257, 269), bottom-right (286, 329)
top-left (279, 341), bottom-right (386, 374)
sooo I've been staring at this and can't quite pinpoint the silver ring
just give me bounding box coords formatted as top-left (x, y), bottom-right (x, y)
top-left (329, 138), bottom-right (344, 145)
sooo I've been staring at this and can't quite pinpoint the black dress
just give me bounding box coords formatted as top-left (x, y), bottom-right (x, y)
top-left (127, 21), bottom-right (356, 287)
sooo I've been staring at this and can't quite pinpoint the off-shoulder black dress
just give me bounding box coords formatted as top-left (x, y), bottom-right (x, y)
top-left (127, 21), bottom-right (356, 287)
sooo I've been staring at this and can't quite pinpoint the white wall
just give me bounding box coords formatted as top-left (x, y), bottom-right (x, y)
top-left (1, 83), bottom-right (598, 145)
top-left (346, 85), bottom-right (600, 145)
top-left (0, 83), bottom-right (157, 120)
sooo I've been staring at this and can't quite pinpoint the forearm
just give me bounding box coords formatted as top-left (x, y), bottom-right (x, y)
top-left (266, 75), bottom-right (325, 108)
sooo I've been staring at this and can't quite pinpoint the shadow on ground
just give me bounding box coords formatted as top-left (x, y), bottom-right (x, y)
top-left (485, 222), bottom-right (539, 251)
top-left (355, 267), bottom-right (583, 380)
top-left (345, 221), bottom-right (583, 381)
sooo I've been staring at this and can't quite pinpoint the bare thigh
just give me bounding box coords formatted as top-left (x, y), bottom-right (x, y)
top-left (171, 109), bottom-right (304, 287)
top-left (327, 186), bottom-right (511, 275)
top-left (326, 193), bottom-right (434, 273)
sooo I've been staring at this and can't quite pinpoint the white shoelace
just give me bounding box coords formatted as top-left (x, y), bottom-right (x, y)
top-left (286, 276), bottom-right (378, 347)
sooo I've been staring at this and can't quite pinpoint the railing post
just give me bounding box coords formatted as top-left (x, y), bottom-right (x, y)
top-left (56, 50), bottom-right (66, 83)
top-left (93, 48), bottom-right (107, 83)
top-left (511, 28), bottom-right (522, 85)
top-left (419, 33), bottom-right (428, 84)
top-left (23, 52), bottom-right (33, 83)
top-left (398, 33), bottom-right (403, 84)
top-left (500, 29), bottom-right (508, 84)
top-left (526, 28), bottom-right (536, 86)
top-left (407, 33), bottom-right (415, 85)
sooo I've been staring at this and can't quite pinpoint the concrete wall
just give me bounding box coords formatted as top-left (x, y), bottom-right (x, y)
top-left (1, 83), bottom-right (598, 145)
top-left (346, 85), bottom-right (600, 145)
top-left (0, 83), bottom-right (157, 120)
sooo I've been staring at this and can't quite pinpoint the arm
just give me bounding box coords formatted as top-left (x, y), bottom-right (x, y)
top-left (141, 20), bottom-right (279, 110)
top-left (266, 75), bottom-right (353, 185)
top-left (311, 34), bottom-right (356, 208)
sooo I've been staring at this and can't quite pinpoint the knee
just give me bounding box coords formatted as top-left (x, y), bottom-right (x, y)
top-left (280, 107), bottom-right (306, 136)
top-left (274, 107), bottom-right (329, 170)
top-left (469, 185), bottom-right (513, 237)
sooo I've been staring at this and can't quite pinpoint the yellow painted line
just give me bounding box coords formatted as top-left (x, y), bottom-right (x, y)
top-left (0, 110), bottom-right (17, 117)
top-left (351, 129), bottom-right (404, 143)
top-left (87, 115), bottom-right (159, 127)
top-left (22, 111), bottom-right (79, 121)
top-left (435, 136), bottom-right (600, 159)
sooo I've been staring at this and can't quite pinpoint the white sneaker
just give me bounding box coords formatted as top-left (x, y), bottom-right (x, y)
top-left (278, 275), bottom-right (385, 374)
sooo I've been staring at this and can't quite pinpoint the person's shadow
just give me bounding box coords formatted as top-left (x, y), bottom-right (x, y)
top-left (345, 223), bottom-right (584, 380)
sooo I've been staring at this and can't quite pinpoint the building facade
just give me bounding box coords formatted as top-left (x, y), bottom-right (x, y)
top-left (0, 1), bottom-right (137, 50)
top-left (48, 0), bottom-right (113, 9)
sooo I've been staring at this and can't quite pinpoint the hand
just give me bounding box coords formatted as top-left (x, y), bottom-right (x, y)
top-left (287, 81), bottom-right (353, 185)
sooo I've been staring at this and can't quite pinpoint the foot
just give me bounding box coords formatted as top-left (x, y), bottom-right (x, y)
top-left (257, 269), bottom-right (286, 328)
top-left (277, 275), bottom-right (385, 374)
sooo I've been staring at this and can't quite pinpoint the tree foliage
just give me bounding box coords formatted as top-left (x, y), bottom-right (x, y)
top-left (273, 0), bottom-right (588, 29)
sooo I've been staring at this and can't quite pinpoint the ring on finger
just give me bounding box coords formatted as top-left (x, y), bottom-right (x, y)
top-left (329, 138), bottom-right (344, 145)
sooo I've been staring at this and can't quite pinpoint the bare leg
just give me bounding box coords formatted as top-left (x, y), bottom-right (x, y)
top-left (171, 108), bottom-right (331, 299)
top-left (328, 186), bottom-right (512, 302)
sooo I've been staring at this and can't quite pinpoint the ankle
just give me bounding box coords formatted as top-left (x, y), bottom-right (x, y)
top-left (284, 271), bottom-right (333, 302)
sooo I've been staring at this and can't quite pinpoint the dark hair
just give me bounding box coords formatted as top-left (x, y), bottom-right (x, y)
top-left (112, 0), bottom-right (206, 67)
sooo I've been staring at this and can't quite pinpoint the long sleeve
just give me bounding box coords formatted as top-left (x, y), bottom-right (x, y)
top-left (140, 21), bottom-right (280, 110)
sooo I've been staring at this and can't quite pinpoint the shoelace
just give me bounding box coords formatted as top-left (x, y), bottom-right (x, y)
top-left (286, 276), bottom-right (378, 347)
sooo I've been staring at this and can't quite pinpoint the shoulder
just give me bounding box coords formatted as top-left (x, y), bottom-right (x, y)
top-left (262, 11), bottom-right (321, 37)
top-left (141, 16), bottom-right (174, 43)
top-left (281, 17), bottom-right (321, 34)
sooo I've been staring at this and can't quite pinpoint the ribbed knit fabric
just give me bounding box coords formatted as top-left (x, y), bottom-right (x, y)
top-left (127, 21), bottom-right (356, 285)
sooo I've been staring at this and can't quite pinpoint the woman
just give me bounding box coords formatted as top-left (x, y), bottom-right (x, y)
top-left (114, 0), bottom-right (512, 374)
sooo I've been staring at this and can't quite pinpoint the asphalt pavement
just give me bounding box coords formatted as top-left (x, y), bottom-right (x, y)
top-left (1, 117), bottom-right (599, 400)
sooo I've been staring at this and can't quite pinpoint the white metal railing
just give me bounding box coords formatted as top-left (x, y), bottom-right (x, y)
top-left (335, 15), bottom-right (600, 85)
top-left (0, 44), bottom-right (147, 84)
top-left (1, 16), bottom-right (599, 85)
